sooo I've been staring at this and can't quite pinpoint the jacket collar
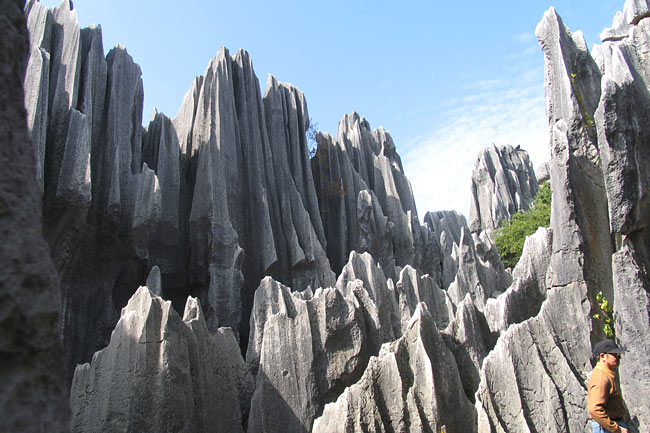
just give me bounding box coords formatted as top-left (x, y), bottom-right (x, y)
top-left (595, 360), bottom-right (616, 379)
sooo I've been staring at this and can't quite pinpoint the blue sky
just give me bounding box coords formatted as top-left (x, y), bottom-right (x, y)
top-left (39, 0), bottom-right (623, 217)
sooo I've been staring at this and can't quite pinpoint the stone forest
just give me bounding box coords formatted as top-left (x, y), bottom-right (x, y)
top-left (1, 0), bottom-right (649, 432)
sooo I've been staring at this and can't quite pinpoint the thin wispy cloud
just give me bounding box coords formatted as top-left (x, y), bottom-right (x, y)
top-left (402, 65), bottom-right (548, 220)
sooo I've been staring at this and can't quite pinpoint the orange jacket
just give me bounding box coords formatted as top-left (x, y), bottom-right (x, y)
top-left (587, 361), bottom-right (626, 433)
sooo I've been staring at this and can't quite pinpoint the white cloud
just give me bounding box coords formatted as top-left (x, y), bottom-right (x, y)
top-left (402, 66), bottom-right (549, 220)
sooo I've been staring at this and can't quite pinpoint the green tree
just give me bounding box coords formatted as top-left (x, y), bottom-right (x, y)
top-left (493, 181), bottom-right (551, 269)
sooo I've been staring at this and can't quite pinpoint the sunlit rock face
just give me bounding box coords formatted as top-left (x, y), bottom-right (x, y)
top-left (17, 1), bottom-right (650, 432)
top-left (311, 114), bottom-right (439, 282)
top-left (22, 0), bottom-right (337, 376)
top-left (70, 286), bottom-right (249, 433)
top-left (476, 2), bottom-right (650, 432)
top-left (1, 0), bottom-right (69, 429)
top-left (313, 304), bottom-right (476, 433)
top-left (468, 144), bottom-right (539, 235)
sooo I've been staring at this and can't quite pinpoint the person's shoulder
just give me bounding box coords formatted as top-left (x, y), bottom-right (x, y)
top-left (588, 366), bottom-right (611, 388)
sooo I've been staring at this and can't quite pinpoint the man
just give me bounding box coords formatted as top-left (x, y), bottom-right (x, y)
top-left (588, 339), bottom-right (628, 433)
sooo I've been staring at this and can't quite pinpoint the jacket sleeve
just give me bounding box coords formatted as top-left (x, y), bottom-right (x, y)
top-left (588, 373), bottom-right (620, 433)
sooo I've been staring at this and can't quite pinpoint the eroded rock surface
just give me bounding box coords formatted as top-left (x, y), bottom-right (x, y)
top-left (469, 144), bottom-right (539, 235)
top-left (311, 116), bottom-right (437, 281)
top-left (313, 304), bottom-right (476, 433)
top-left (15, 1), bottom-right (650, 433)
top-left (71, 287), bottom-right (247, 433)
top-left (476, 3), bottom-right (650, 432)
top-left (1, 1), bottom-right (69, 429)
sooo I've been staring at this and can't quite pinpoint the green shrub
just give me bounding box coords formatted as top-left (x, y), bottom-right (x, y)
top-left (493, 181), bottom-right (551, 269)
top-left (593, 291), bottom-right (615, 338)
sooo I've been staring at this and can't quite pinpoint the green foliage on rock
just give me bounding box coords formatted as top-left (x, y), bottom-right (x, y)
top-left (593, 291), bottom-right (615, 338)
top-left (493, 181), bottom-right (551, 269)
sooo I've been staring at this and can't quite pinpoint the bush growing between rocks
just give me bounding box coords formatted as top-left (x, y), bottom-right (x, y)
top-left (494, 181), bottom-right (551, 269)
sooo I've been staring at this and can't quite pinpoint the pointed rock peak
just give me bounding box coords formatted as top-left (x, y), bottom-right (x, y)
top-left (407, 302), bottom-right (434, 331)
top-left (150, 107), bottom-right (159, 122)
top-left (54, 0), bottom-right (75, 13)
top-left (535, 7), bottom-right (562, 39)
top-left (182, 296), bottom-right (204, 322)
top-left (145, 266), bottom-right (162, 297)
top-left (215, 46), bottom-right (230, 62)
top-left (233, 48), bottom-right (252, 65)
top-left (122, 285), bottom-right (156, 317)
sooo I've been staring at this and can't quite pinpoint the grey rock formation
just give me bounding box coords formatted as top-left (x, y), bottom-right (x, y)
top-left (536, 160), bottom-right (550, 183)
top-left (246, 252), bottom-right (398, 432)
top-left (17, 1), bottom-right (650, 432)
top-left (476, 3), bottom-right (650, 431)
top-left (424, 210), bottom-right (512, 310)
top-left (23, 0), bottom-right (339, 374)
top-left (312, 115), bottom-right (437, 280)
top-left (395, 265), bottom-right (452, 331)
top-left (468, 144), bottom-right (539, 235)
top-left (600, 0), bottom-right (650, 41)
top-left (313, 304), bottom-right (476, 433)
top-left (0, 0), bottom-right (69, 429)
top-left (71, 287), bottom-right (245, 433)
top-left (483, 227), bottom-right (552, 334)
top-left (476, 284), bottom-right (593, 433)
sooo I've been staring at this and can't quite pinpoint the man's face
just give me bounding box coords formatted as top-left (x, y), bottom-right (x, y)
top-left (600, 352), bottom-right (621, 370)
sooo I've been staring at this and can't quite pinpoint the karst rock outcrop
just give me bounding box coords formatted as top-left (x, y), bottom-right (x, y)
top-left (475, 2), bottom-right (650, 432)
top-left (5, 0), bottom-right (650, 432)
top-left (469, 144), bottom-right (539, 235)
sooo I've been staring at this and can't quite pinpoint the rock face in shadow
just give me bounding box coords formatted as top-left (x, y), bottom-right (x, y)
top-left (476, 3), bottom-right (650, 432)
top-left (1, 0), bottom-right (69, 429)
top-left (468, 144), bottom-right (539, 235)
top-left (70, 286), bottom-right (248, 433)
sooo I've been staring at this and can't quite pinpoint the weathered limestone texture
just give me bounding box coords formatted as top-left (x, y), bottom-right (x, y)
top-left (476, 284), bottom-right (593, 433)
top-left (17, 1), bottom-right (650, 432)
top-left (476, 3), bottom-right (650, 431)
top-left (469, 144), bottom-right (539, 235)
top-left (0, 0), bottom-right (69, 430)
top-left (71, 287), bottom-right (246, 433)
top-left (424, 210), bottom-right (511, 297)
top-left (313, 304), bottom-right (476, 433)
top-left (23, 0), bottom-right (338, 375)
top-left (311, 115), bottom-right (437, 280)
top-left (246, 252), bottom-right (399, 432)
top-left (483, 227), bottom-right (553, 334)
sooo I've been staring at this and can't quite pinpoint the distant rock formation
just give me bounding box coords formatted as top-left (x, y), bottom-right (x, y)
top-left (468, 144), bottom-right (539, 235)
top-left (0, 0), bottom-right (69, 429)
top-left (311, 115), bottom-right (436, 281)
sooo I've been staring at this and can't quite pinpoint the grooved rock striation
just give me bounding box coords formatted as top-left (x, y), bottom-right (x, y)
top-left (476, 2), bottom-right (650, 431)
top-left (14, 1), bottom-right (650, 432)
top-left (23, 1), bottom-right (337, 375)
top-left (311, 115), bottom-right (437, 281)
top-left (1, 0), bottom-right (69, 429)
top-left (313, 304), bottom-right (476, 433)
top-left (468, 144), bottom-right (539, 235)
top-left (71, 286), bottom-right (248, 433)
